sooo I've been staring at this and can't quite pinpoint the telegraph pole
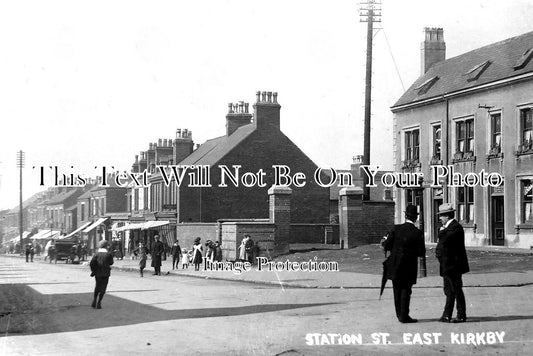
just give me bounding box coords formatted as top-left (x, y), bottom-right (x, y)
top-left (359, 0), bottom-right (381, 200)
top-left (16, 150), bottom-right (25, 254)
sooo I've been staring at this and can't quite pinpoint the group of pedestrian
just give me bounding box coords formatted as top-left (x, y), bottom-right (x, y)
top-left (205, 240), bottom-right (223, 263)
top-left (87, 232), bottom-right (243, 309)
top-left (128, 233), bottom-right (218, 275)
top-left (25, 243), bottom-right (35, 262)
top-left (382, 203), bottom-right (469, 324)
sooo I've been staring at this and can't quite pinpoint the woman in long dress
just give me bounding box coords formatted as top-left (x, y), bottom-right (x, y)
top-left (192, 237), bottom-right (203, 271)
top-left (238, 236), bottom-right (248, 262)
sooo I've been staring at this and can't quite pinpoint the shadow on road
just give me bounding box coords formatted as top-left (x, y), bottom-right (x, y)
top-left (413, 314), bottom-right (533, 324)
top-left (0, 283), bottom-right (333, 336)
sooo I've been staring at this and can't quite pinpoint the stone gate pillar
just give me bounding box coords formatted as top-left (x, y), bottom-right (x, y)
top-left (339, 186), bottom-right (363, 249)
top-left (268, 186), bottom-right (291, 255)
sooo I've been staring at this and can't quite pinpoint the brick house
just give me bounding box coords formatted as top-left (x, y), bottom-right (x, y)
top-left (126, 91), bottom-right (330, 249)
top-left (44, 188), bottom-right (86, 234)
top-left (391, 28), bottom-right (533, 248)
top-left (175, 91), bottom-right (329, 225)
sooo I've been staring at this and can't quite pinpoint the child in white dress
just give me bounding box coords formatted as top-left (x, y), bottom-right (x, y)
top-left (181, 249), bottom-right (189, 269)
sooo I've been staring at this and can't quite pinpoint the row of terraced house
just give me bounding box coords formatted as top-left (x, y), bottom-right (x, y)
top-left (0, 91), bottom-right (394, 257)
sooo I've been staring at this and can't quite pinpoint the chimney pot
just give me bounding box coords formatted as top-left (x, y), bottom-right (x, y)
top-left (267, 92), bottom-right (272, 103)
top-left (163, 139), bottom-right (168, 147)
top-left (421, 27), bottom-right (446, 74)
top-left (245, 103), bottom-right (249, 113)
top-left (183, 129), bottom-right (188, 137)
top-left (261, 91), bottom-right (267, 102)
top-left (176, 128), bottom-right (182, 138)
top-left (353, 155), bottom-right (364, 164)
top-left (256, 91), bottom-right (261, 103)
top-left (228, 103), bottom-right (233, 113)
top-left (273, 92), bottom-right (278, 103)
top-left (158, 139), bottom-right (162, 147)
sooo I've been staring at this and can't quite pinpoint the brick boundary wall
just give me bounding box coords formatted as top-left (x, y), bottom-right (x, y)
top-left (176, 223), bottom-right (217, 250)
top-left (220, 222), bottom-right (275, 261)
top-left (361, 201), bottom-right (395, 244)
top-left (289, 224), bottom-right (339, 244)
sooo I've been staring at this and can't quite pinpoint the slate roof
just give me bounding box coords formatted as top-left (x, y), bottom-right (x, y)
top-left (46, 189), bottom-right (83, 205)
top-left (393, 30), bottom-right (533, 110)
top-left (65, 204), bottom-right (77, 211)
top-left (179, 124), bottom-right (256, 166)
top-left (78, 186), bottom-right (100, 200)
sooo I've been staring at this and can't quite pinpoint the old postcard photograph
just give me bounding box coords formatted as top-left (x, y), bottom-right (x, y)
top-left (1, 0), bottom-right (533, 355)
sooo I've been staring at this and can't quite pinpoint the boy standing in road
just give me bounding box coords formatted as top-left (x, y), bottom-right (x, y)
top-left (90, 240), bottom-right (114, 309)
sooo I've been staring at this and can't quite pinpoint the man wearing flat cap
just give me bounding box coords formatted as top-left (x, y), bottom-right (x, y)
top-left (382, 204), bottom-right (426, 323)
top-left (90, 240), bottom-right (114, 309)
top-left (436, 203), bottom-right (469, 323)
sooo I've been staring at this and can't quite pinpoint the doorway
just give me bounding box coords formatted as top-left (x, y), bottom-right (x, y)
top-left (491, 196), bottom-right (505, 246)
top-left (432, 198), bottom-right (443, 242)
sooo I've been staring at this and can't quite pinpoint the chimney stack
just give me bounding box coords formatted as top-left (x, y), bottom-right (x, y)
top-left (174, 127), bottom-right (194, 163)
top-left (421, 27), bottom-right (446, 74)
top-left (253, 90), bottom-right (281, 131)
top-left (351, 155), bottom-right (364, 179)
top-left (226, 100), bottom-right (253, 136)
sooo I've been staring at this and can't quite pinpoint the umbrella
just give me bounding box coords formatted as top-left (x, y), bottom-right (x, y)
top-left (380, 251), bottom-right (389, 300)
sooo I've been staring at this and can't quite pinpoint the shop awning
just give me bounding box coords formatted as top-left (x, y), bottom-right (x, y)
top-left (1, 233), bottom-right (30, 245)
top-left (114, 222), bottom-right (145, 232)
top-left (82, 218), bottom-right (108, 233)
top-left (65, 222), bottom-right (92, 238)
top-left (34, 230), bottom-right (61, 240)
top-left (54, 232), bottom-right (70, 240)
top-left (141, 221), bottom-right (170, 230)
top-left (29, 230), bottom-right (51, 240)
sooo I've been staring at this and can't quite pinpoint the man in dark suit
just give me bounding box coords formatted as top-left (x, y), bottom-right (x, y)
top-left (151, 234), bottom-right (164, 275)
top-left (383, 204), bottom-right (426, 323)
top-left (436, 203), bottom-right (469, 323)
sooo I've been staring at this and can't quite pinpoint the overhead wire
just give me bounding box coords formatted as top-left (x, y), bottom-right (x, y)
top-left (380, 27), bottom-right (406, 91)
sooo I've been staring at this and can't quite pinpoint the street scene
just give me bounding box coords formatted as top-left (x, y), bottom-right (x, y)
top-left (2, 0), bottom-right (533, 355)
top-left (1, 246), bottom-right (533, 355)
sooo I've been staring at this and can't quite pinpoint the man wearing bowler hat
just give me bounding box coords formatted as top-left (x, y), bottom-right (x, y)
top-left (436, 203), bottom-right (469, 323)
top-left (382, 204), bottom-right (426, 323)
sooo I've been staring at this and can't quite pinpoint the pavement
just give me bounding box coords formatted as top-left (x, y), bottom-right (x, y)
top-left (5, 244), bottom-right (533, 289)
top-left (108, 257), bottom-right (533, 290)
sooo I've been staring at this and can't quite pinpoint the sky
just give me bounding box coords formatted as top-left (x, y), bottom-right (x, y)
top-left (1, 0), bottom-right (532, 210)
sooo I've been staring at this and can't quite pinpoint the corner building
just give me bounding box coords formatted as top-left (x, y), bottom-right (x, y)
top-left (391, 28), bottom-right (533, 248)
